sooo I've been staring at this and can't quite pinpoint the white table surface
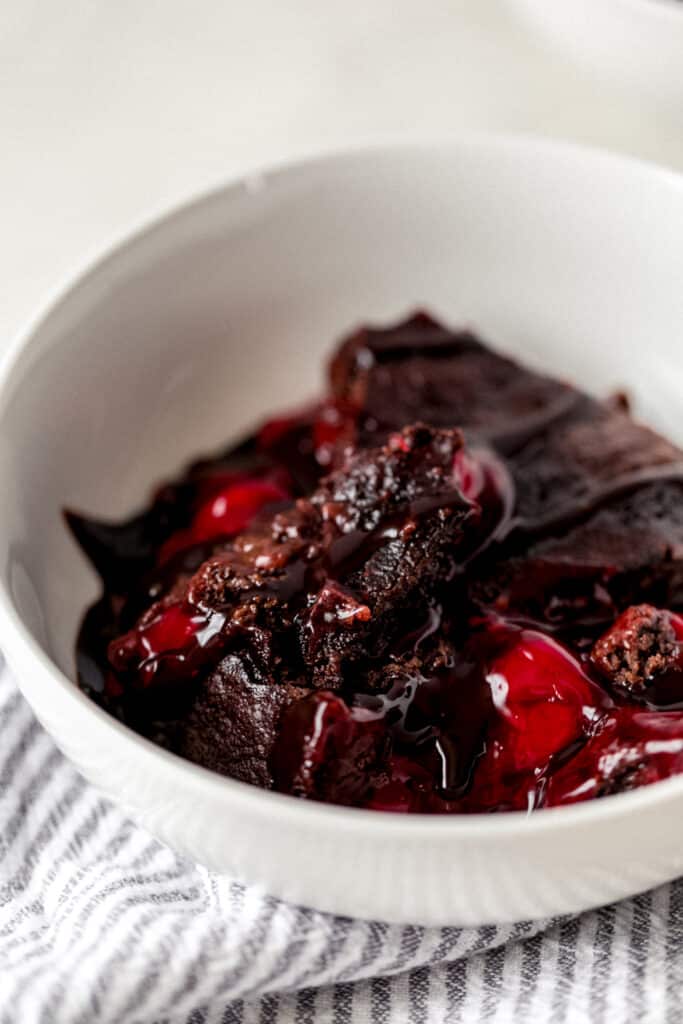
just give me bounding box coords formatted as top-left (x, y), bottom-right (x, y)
top-left (2, 0), bottom-right (682, 349)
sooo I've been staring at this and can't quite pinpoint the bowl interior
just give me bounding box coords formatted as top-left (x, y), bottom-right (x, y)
top-left (2, 140), bottom-right (683, 683)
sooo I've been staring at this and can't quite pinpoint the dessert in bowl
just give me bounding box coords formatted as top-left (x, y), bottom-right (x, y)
top-left (69, 311), bottom-right (683, 815)
top-left (1, 138), bottom-right (683, 924)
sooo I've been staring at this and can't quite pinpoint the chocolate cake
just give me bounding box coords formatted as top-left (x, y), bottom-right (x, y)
top-left (68, 313), bottom-right (683, 813)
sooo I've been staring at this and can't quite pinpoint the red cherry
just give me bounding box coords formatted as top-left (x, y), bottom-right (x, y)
top-left (491, 629), bottom-right (598, 711)
top-left (492, 701), bottom-right (586, 777)
top-left (462, 626), bottom-right (608, 810)
top-left (272, 692), bottom-right (388, 804)
top-left (452, 448), bottom-right (487, 504)
top-left (452, 446), bottom-right (515, 560)
top-left (192, 479), bottom-right (289, 541)
top-left (108, 602), bottom-right (225, 688)
top-left (546, 707), bottom-right (683, 806)
top-left (140, 604), bottom-right (200, 655)
top-left (271, 691), bottom-right (353, 794)
top-left (158, 476), bottom-right (290, 564)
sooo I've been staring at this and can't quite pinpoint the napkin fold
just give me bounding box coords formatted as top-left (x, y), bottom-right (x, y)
top-left (0, 661), bottom-right (679, 1024)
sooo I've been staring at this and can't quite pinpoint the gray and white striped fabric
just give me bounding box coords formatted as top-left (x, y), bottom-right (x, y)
top-left (1, 659), bottom-right (682, 1024)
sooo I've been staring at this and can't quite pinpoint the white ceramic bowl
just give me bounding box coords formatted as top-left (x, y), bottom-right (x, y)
top-left (509, 0), bottom-right (683, 107)
top-left (2, 138), bottom-right (683, 927)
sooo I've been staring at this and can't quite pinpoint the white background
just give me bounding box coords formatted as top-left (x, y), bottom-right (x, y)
top-left (2, 0), bottom-right (682, 348)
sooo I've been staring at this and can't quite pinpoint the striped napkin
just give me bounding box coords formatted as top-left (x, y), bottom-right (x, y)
top-left (0, 658), bottom-right (680, 1024)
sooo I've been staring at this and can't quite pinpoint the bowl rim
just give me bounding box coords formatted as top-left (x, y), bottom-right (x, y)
top-left (3, 132), bottom-right (683, 842)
